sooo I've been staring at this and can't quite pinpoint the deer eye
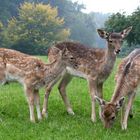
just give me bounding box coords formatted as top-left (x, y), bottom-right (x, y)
top-left (111, 116), bottom-right (115, 120)
top-left (109, 40), bottom-right (113, 43)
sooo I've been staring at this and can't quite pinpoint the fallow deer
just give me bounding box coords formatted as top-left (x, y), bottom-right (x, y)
top-left (42, 27), bottom-right (132, 122)
top-left (95, 48), bottom-right (140, 130)
top-left (0, 47), bottom-right (76, 122)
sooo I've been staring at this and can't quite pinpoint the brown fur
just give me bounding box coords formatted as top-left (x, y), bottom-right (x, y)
top-left (97, 48), bottom-right (140, 129)
top-left (0, 47), bottom-right (76, 122)
top-left (43, 27), bottom-right (132, 121)
top-left (49, 41), bottom-right (106, 78)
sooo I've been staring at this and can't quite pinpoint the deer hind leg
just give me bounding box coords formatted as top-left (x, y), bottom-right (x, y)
top-left (42, 76), bottom-right (61, 119)
top-left (0, 65), bottom-right (6, 85)
top-left (42, 84), bottom-right (52, 118)
top-left (128, 92), bottom-right (136, 119)
top-left (34, 89), bottom-right (42, 121)
top-left (88, 79), bottom-right (97, 122)
top-left (26, 88), bottom-right (35, 122)
top-left (58, 73), bottom-right (74, 115)
top-left (121, 92), bottom-right (136, 130)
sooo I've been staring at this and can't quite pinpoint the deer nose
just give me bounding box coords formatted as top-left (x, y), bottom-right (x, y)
top-left (104, 123), bottom-right (112, 129)
top-left (115, 49), bottom-right (121, 54)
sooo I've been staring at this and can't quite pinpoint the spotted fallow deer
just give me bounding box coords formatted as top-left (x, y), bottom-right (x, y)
top-left (42, 27), bottom-right (132, 122)
top-left (0, 47), bottom-right (76, 122)
top-left (95, 48), bottom-right (140, 130)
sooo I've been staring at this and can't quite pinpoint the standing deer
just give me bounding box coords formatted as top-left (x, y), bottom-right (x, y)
top-left (42, 27), bottom-right (132, 122)
top-left (95, 49), bottom-right (140, 130)
top-left (0, 47), bottom-right (76, 122)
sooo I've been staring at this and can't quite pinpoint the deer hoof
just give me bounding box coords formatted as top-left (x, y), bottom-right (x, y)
top-left (42, 112), bottom-right (48, 119)
top-left (91, 117), bottom-right (96, 123)
top-left (67, 108), bottom-right (75, 115)
top-left (67, 111), bottom-right (75, 116)
top-left (38, 116), bottom-right (42, 121)
top-left (122, 123), bottom-right (127, 130)
top-left (30, 119), bottom-right (36, 123)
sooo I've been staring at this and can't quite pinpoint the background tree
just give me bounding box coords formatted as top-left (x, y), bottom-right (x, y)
top-left (0, 0), bottom-right (109, 54)
top-left (130, 8), bottom-right (140, 45)
top-left (0, 0), bottom-right (25, 24)
top-left (67, 12), bottom-right (96, 46)
top-left (105, 13), bottom-right (127, 32)
top-left (105, 10), bottom-right (140, 56)
top-left (45, 0), bottom-right (96, 46)
top-left (0, 21), bottom-right (4, 45)
top-left (3, 2), bottom-right (70, 54)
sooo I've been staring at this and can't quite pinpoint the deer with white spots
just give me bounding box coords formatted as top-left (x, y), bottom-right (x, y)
top-left (96, 49), bottom-right (140, 130)
top-left (42, 27), bottom-right (132, 122)
top-left (0, 47), bottom-right (76, 122)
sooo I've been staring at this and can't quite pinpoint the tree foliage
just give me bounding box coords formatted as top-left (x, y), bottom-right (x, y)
top-left (0, 0), bottom-right (25, 24)
top-left (0, 0), bottom-right (103, 54)
top-left (3, 2), bottom-right (70, 54)
top-left (68, 13), bottom-right (95, 46)
top-left (45, 0), bottom-right (96, 46)
top-left (130, 8), bottom-right (140, 45)
top-left (105, 9), bottom-right (140, 46)
top-left (104, 9), bottom-right (140, 56)
top-left (105, 13), bottom-right (128, 32)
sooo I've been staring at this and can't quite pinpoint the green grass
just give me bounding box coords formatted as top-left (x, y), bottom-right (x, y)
top-left (0, 56), bottom-right (140, 140)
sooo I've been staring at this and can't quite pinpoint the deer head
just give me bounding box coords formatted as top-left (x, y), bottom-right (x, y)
top-left (54, 47), bottom-right (77, 68)
top-left (95, 96), bottom-right (125, 128)
top-left (97, 26), bottom-right (132, 54)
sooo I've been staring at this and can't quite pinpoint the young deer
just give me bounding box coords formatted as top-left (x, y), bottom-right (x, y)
top-left (42, 27), bottom-right (132, 122)
top-left (95, 49), bottom-right (140, 130)
top-left (0, 47), bottom-right (76, 122)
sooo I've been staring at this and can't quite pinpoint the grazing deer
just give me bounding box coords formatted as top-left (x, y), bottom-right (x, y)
top-left (0, 47), bottom-right (76, 122)
top-left (95, 48), bottom-right (140, 130)
top-left (42, 27), bottom-right (132, 122)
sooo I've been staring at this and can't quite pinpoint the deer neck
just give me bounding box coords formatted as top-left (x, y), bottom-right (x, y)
top-left (44, 59), bottom-right (66, 82)
top-left (100, 43), bottom-right (116, 78)
top-left (111, 76), bottom-right (128, 103)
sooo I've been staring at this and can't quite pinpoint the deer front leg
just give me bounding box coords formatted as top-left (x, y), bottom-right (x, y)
top-left (42, 85), bottom-right (52, 119)
top-left (121, 92), bottom-right (135, 130)
top-left (26, 88), bottom-right (35, 122)
top-left (42, 75), bottom-right (63, 119)
top-left (34, 90), bottom-right (42, 121)
top-left (88, 79), bottom-right (97, 123)
top-left (97, 83), bottom-right (103, 119)
top-left (58, 73), bottom-right (74, 115)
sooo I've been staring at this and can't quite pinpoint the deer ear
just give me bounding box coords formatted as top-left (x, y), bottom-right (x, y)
top-left (62, 47), bottom-right (69, 55)
top-left (115, 97), bottom-right (125, 110)
top-left (97, 29), bottom-right (109, 39)
top-left (95, 96), bottom-right (106, 106)
top-left (52, 46), bottom-right (61, 52)
top-left (121, 26), bottom-right (132, 38)
top-left (52, 46), bottom-right (64, 57)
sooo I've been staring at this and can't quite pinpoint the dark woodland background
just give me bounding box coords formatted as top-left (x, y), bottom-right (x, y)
top-left (0, 0), bottom-right (139, 55)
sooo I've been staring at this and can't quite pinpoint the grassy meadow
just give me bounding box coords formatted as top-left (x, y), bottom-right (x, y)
top-left (0, 56), bottom-right (140, 140)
